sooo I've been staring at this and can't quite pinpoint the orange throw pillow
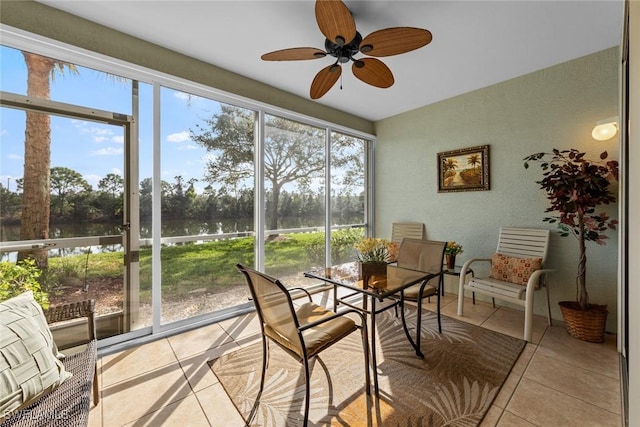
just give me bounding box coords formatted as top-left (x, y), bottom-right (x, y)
top-left (489, 253), bottom-right (542, 286)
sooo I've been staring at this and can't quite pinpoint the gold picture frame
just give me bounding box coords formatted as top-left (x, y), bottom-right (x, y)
top-left (437, 145), bottom-right (490, 192)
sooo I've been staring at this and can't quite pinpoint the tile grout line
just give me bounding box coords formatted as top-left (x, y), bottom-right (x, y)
top-left (173, 330), bottom-right (241, 427)
top-left (107, 338), bottom-right (191, 427)
top-left (533, 338), bottom-right (621, 381)
top-left (517, 374), bottom-right (622, 418)
top-left (500, 332), bottom-right (544, 424)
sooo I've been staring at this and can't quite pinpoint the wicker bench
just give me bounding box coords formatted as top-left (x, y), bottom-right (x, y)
top-left (2, 300), bottom-right (98, 427)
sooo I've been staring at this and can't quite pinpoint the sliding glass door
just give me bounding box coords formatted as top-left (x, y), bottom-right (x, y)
top-left (0, 68), bottom-right (146, 343)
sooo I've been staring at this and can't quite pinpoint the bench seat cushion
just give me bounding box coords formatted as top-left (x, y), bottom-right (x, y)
top-left (1, 340), bottom-right (97, 427)
top-left (265, 302), bottom-right (356, 360)
top-left (0, 292), bottom-right (72, 422)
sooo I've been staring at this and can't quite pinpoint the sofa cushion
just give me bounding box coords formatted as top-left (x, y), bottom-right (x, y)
top-left (0, 291), bottom-right (72, 421)
top-left (489, 253), bottom-right (542, 286)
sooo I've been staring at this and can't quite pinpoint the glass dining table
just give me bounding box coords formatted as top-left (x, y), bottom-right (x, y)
top-left (304, 262), bottom-right (442, 393)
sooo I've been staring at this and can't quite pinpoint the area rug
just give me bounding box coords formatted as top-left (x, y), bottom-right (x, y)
top-left (209, 308), bottom-right (525, 426)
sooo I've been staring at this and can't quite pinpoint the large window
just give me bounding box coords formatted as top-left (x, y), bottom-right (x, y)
top-left (263, 114), bottom-right (325, 278)
top-left (0, 46), bottom-right (133, 113)
top-left (330, 131), bottom-right (367, 264)
top-left (158, 88), bottom-right (256, 324)
top-left (0, 33), bottom-right (373, 344)
top-left (0, 47), bottom-right (148, 342)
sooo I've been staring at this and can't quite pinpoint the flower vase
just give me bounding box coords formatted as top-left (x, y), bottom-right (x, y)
top-left (445, 254), bottom-right (456, 269)
top-left (358, 261), bottom-right (388, 288)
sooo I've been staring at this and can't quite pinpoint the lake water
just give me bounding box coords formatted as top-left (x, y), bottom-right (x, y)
top-left (0, 215), bottom-right (362, 262)
top-left (0, 214), bottom-right (362, 242)
top-left (3, 218), bottom-right (261, 241)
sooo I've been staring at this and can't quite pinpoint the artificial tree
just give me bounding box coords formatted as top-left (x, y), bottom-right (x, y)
top-left (523, 148), bottom-right (618, 311)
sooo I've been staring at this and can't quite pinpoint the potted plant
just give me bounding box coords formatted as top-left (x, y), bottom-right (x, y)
top-left (523, 148), bottom-right (618, 342)
top-left (354, 237), bottom-right (397, 288)
top-left (444, 241), bottom-right (463, 269)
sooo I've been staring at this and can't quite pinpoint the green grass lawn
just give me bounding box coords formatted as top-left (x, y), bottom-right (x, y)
top-left (45, 229), bottom-right (362, 300)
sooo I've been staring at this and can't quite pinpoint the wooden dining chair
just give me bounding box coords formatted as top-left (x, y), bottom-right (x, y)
top-left (395, 239), bottom-right (446, 357)
top-left (236, 264), bottom-right (372, 426)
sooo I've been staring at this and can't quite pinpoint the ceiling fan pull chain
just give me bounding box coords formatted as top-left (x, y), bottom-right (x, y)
top-left (340, 72), bottom-right (343, 90)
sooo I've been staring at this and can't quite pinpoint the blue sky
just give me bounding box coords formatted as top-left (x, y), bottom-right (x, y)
top-left (0, 45), bottom-right (217, 193)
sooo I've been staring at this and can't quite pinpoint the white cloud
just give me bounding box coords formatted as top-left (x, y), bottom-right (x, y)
top-left (112, 135), bottom-right (124, 144)
top-left (84, 174), bottom-right (102, 188)
top-left (177, 144), bottom-right (199, 151)
top-left (72, 120), bottom-right (117, 143)
top-left (161, 169), bottom-right (175, 177)
top-left (0, 129), bottom-right (7, 136)
top-left (167, 131), bottom-right (191, 143)
top-left (92, 147), bottom-right (124, 156)
top-left (7, 154), bottom-right (22, 160)
top-left (111, 168), bottom-right (122, 175)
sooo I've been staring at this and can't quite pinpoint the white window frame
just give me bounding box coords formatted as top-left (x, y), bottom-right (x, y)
top-left (0, 24), bottom-right (376, 349)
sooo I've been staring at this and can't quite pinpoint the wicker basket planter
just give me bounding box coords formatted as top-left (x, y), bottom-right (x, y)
top-left (559, 301), bottom-right (608, 343)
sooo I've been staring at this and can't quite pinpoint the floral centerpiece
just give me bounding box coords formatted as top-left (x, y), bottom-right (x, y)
top-left (354, 237), bottom-right (396, 263)
top-left (444, 241), bottom-right (463, 268)
top-left (445, 241), bottom-right (463, 256)
top-left (354, 237), bottom-right (396, 288)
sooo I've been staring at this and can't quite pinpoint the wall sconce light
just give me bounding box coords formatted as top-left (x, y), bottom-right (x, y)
top-left (591, 117), bottom-right (618, 141)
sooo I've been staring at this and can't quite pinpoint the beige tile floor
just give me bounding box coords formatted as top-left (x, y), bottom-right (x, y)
top-left (88, 294), bottom-right (622, 426)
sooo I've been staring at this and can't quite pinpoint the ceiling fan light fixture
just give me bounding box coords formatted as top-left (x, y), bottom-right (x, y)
top-left (360, 44), bottom-right (373, 54)
top-left (263, 0), bottom-right (432, 99)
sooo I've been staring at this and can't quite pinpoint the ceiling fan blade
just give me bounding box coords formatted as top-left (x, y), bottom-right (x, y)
top-left (360, 27), bottom-right (433, 57)
top-left (261, 47), bottom-right (327, 61)
top-left (315, 0), bottom-right (356, 46)
top-left (352, 58), bottom-right (394, 88)
top-left (310, 64), bottom-right (342, 99)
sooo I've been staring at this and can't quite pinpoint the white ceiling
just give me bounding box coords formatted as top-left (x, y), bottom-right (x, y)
top-left (37, 0), bottom-right (624, 122)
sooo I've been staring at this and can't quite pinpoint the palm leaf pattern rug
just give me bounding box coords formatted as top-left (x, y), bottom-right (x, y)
top-left (209, 308), bottom-right (525, 426)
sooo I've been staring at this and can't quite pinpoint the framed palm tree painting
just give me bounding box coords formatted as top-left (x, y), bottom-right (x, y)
top-left (437, 145), bottom-right (490, 192)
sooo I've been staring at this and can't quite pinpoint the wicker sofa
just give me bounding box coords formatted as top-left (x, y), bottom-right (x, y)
top-left (2, 300), bottom-right (98, 427)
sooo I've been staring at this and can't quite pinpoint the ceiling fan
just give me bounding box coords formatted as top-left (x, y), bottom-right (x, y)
top-left (261, 0), bottom-right (433, 99)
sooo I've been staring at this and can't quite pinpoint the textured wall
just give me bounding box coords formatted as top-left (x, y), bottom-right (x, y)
top-left (374, 48), bottom-right (620, 330)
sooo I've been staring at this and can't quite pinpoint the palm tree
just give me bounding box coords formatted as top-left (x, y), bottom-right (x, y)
top-left (467, 153), bottom-right (480, 169)
top-left (18, 52), bottom-right (77, 267)
top-left (443, 158), bottom-right (458, 174)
